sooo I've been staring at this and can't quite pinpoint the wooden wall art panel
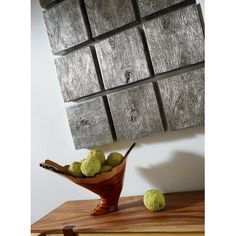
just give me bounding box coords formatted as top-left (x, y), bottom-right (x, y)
top-left (40, 0), bottom-right (205, 149)
top-left (107, 83), bottom-right (164, 141)
top-left (43, 0), bottom-right (89, 54)
top-left (66, 97), bottom-right (113, 149)
top-left (138, 0), bottom-right (187, 17)
top-left (158, 68), bottom-right (204, 130)
top-left (84, 0), bottom-right (136, 37)
top-left (54, 47), bottom-right (101, 102)
top-left (95, 28), bottom-right (150, 90)
top-left (143, 4), bottom-right (204, 74)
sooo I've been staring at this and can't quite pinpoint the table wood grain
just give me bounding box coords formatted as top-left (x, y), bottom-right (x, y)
top-left (32, 233), bottom-right (203, 236)
top-left (31, 191), bottom-right (204, 234)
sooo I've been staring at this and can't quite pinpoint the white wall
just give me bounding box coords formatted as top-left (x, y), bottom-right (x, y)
top-left (31, 0), bottom-right (205, 223)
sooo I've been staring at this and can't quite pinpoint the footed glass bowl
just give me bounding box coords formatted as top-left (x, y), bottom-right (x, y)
top-left (40, 143), bottom-right (136, 216)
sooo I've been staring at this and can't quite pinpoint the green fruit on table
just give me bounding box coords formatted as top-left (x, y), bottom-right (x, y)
top-left (81, 158), bottom-right (101, 177)
top-left (68, 161), bottom-right (83, 178)
top-left (143, 189), bottom-right (166, 211)
top-left (106, 152), bottom-right (123, 167)
top-left (100, 165), bottom-right (112, 173)
top-left (87, 149), bottom-right (105, 165)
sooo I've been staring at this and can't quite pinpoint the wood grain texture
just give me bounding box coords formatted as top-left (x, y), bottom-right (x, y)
top-left (66, 97), bottom-right (113, 149)
top-left (32, 233), bottom-right (203, 236)
top-left (43, 0), bottom-right (88, 54)
top-left (138, 0), bottom-right (186, 17)
top-left (31, 191), bottom-right (204, 234)
top-left (54, 47), bottom-right (101, 102)
top-left (81, 233), bottom-right (203, 236)
top-left (107, 83), bottom-right (163, 141)
top-left (143, 4), bottom-right (204, 74)
top-left (95, 28), bottom-right (150, 90)
top-left (84, 0), bottom-right (136, 37)
top-left (41, 1), bottom-right (205, 148)
top-left (158, 68), bottom-right (204, 131)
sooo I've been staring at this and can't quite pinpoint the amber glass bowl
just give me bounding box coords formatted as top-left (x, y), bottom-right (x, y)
top-left (40, 143), bottom-right (136, 216)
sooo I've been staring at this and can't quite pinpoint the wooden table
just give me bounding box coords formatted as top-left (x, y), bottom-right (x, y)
top-left (31, 191), bottom-right (204, 236)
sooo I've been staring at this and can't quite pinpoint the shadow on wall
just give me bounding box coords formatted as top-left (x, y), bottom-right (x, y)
top-left (137, 151), bottom-right (204, 193)
top-left (100, 126), bottom-right (204, 152)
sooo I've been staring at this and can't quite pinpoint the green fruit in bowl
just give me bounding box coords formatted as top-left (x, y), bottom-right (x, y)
top-left (81, 158), bottom-right (101, 177)
top-left (87, 149), bottom-right (105, 166)
top-left (143, 189), bottom-right (166, 211)
top-left (79, 158), bottom-right (86, 164)
top-left (106, 152), bottom-right (123, 167)
top-left (100, 165), bottom-right (112, 173)
top-left (68, 161), bottom-right (83, 178)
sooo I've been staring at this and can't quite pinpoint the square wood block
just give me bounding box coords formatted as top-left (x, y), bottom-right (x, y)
top-left (138, 0), bottom-right (186, 17)
top-left (54, 47), bottom-right (101, 102)
top-left (43, 0), bottom-right (89, 54)
top-left (158, 68), bottom-right (204, 131)
top-left (144, 4), bottom-right (204, 74)
top-left (107, 83), bottom-right (163, 141)
top-left (66, 97), bottom-right (113, 149)
top-left (85, 0), bottom-right (136, 37)
top-left (95, 28), bottom-right (150, 90)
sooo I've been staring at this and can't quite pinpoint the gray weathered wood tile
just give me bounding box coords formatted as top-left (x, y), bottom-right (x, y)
top-left (107, 83), bottom-right (163, 141)
top-left (54, 47), bottom-right (101, 102)
top-left (143, 4), bottom-right (204, 74)
top-left (66, 97), bottom-right (113, 149)
top-left (43, 0), bottom-right (88, 54)
top-left (158, 68), bottom-right (204, 131)
top-left (95, 28), bottom-right (150, 90)
top-left (84, 0), bottom-right (136, 37)
top-left (138, 0), bottom-right (186, 17)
